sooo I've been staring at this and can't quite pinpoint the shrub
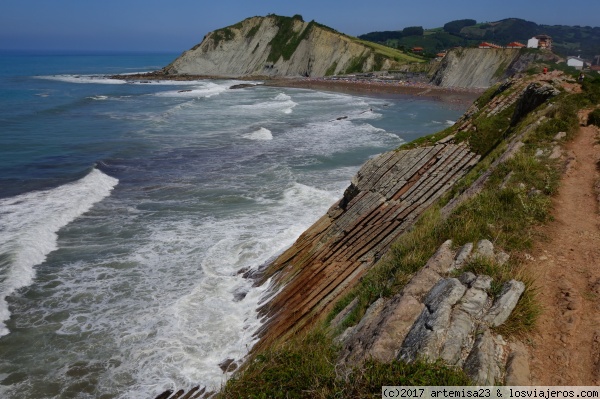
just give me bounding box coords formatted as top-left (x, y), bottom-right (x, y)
top-left (588, 108), bottom-right (600, 127)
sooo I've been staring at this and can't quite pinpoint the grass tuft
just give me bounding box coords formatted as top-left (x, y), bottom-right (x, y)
top-left (220, 329), bottom-right (470, 398)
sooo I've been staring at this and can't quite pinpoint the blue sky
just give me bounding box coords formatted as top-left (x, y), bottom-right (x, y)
top-left (1, 0), bottom-right (599, 52)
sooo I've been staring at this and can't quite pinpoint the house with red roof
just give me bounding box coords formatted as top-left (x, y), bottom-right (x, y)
top-left (506, 42), bottom-right (526, 49)
top-left (478, 42), bottom-right (502, 49)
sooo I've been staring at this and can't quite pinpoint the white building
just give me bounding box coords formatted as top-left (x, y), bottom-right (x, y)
top-left (527, 37), bottom-right (539, 48)
top-left (567, 57), bottom-right (585, 70)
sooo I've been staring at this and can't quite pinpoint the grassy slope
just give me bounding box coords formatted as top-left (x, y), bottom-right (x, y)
top-left (219, 65), bottom-right (600, 398)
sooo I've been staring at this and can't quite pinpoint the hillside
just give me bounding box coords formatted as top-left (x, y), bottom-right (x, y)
top-left (162, 14), bottom-right (424, 78)
top-left (360, 18), bottom-right (600, 59)
top-left (428, 47), bottom-right (558, 88)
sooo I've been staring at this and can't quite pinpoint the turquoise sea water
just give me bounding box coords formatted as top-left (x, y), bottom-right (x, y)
top-left (0, 51), bottom-right (466, 398)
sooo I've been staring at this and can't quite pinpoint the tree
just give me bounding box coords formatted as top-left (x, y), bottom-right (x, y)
top-left (402, 26), bottom-right (424, 36)
top-left (443, 19), bottom-right (477, 35)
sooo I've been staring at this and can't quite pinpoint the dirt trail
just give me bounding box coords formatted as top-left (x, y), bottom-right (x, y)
top-left (527, 110), bottom-right (600, 385)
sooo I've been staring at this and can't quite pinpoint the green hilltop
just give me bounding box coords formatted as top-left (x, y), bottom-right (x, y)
top-left (359, 18), bottom-right (600, 59)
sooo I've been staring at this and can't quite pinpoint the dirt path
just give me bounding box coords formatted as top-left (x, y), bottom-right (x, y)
top-left (527, 111), bottom-right (600, 385)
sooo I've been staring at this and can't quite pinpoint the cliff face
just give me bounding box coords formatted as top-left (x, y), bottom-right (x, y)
top-left (429, 48), bottom-right (556, 88)
top-left (163, 15), bottom-right (417, 78)
top-left (253, 141), bottom-right (480, 350)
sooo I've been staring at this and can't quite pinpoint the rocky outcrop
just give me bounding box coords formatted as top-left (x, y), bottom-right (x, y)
top-left (162, 15), bottom-right (417, 78)
top-left (430, 48), bottom-right (556, 88)
top-left (337, 240), bottom-right (528, 385)
top-left (252, 143), bottom-right (480, 351)
top-left (511, 82), bottom-right (561, 124)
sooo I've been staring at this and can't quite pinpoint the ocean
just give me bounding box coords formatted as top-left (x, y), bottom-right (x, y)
top-left (0, 51), bottom-right (466, 398)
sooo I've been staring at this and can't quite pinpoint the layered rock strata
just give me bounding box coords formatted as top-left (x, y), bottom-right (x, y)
top-left (337, 240), bottom-right (528, 385)
top-left (163, 15), bottom-right (411, 78)
top-left (429, 48), bottom-right (556, 89)
top-left (253, 143), bottom-right (480, 351)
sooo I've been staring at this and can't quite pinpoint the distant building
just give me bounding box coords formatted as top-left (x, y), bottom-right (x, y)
top-left (567, 57), bottom-right (585, 70)
top-left (527, 35), bottom-right (552, 49)
top-left (412, 47), bottom-right (424, 53)
top-left (527, 37), bottom-right (539, 48)
top-left (478, 42), bottom-right (501, 49)
top-left (506, 42), bottom-right (526, 49)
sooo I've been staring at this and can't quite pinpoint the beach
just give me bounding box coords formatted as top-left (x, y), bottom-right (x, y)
top-left (113, 71), bottom-right (484, 106)
top-left (265, 76), bottom-right (484, 106)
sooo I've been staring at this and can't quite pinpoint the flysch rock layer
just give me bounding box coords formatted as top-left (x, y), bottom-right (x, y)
top-left (252, 143), bottom-right (480, 351)
top-left (163, 16), bottom-right (403, 78)
top-left (338, 240), bottom-right (528, 385)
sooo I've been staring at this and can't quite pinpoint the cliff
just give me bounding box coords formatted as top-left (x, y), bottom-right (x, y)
top-left (154, 61), bottom-right (598, 397)
top-left (162, 15), bottom-right (423, 78)
top-left (253, 142), bottom-right (480, 349)
top-left (429, 47), bottom-right (557, 88)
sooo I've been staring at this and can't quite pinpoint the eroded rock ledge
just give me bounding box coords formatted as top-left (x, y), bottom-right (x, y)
top-left (253, 142), bottom-right (480, 351)
top-left (336, 240), bottom-right (529, 385)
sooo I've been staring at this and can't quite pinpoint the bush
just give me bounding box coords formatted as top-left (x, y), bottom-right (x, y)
top-left (588, 108), bottom-right (600, 127)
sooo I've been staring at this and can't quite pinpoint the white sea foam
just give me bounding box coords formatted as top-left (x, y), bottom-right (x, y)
top-left (0, 168), bottom-right (118, 337)
top-left (154, 82), bottom-right (231, 98)
top-left (277, 119), bottom-right (401, 158)
top-left (243, 127), bottom-right (273, 141)
top-left (36, 180), bottom-right (340, 397)
top-left (37, 74), bottom-right (129, 85)
top-left (235, 92), bottom-right (298, 114)
top-left (446, 119), bottom-right (456, 125)
top-left (274, 93), bottom-right (291, 101)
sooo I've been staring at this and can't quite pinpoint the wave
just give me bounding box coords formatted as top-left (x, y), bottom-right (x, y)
top-left (37, 74), bottom-right (128, 85)
top-left (154, 82), bottom-right (230, 98)
top-left (243, 127), bottom-right (273, 141)
top-left (0, 168), bottom-right (118, 337)
top-left (235, 92), bottom-right (298, 114)
top-left (88, 95), bottom-right (109, 100)
top-left (273, 93), bottom-right (291, 101)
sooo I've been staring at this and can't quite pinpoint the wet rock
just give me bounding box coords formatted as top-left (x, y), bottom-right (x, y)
top-left (219, 358), bottom-right (238, 373)
top-left (229, 83), bottom-right (256, 89)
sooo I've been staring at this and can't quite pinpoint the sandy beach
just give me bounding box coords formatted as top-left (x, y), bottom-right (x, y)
top-left (265, 77), bottom-right (484, 106)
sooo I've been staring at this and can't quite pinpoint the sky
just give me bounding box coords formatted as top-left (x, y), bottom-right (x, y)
top-left (1, 0), bottom-right (599, 52)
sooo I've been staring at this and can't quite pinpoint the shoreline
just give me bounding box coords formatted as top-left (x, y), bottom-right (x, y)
top-left (111, 72), bottom-right (484, 106)
top-left (264, 77), bottom-right (484, 106)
